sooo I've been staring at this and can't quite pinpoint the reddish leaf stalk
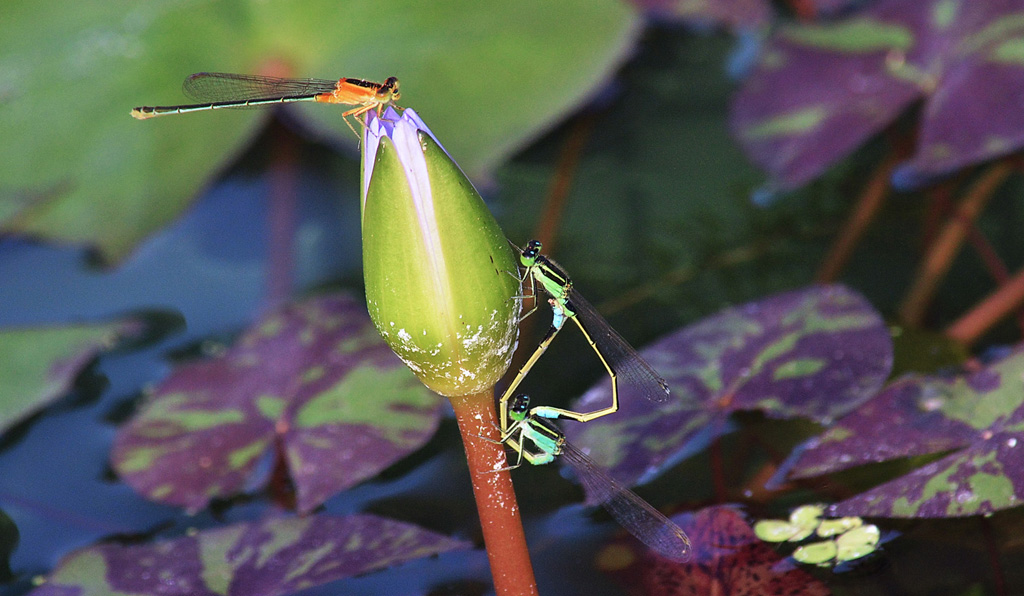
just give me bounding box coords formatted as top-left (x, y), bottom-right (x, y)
top-left (946, 267), bottom-right (1024, 346)
top-left (787, 0), bottom-right (817, 20)
top-left (450, 390), bottom-right (538, 596)
top-left (512, 114), bottom-right (594, 377)
top-left (709, 422), bottom-right (728, 502)
top-left (899, 161), bottom-right (1013, 326)
top-left (961, 221), bottom-right (1024, 334)
top-left (966, 222), bottom-right (1012, 285)
top-left (921, 179), bottom-right (956, 250)
top-left (534, 112), bottom-right (595, 254)
top-left (980, 516), bottom-right (1009, 596)
top-left (815, 150), bottom-right (899, 283)
top-left (267, 121), bottom-right (299, 308)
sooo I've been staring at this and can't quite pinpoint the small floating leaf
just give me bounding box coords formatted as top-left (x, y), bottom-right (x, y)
top-left (755, 519), bottom-right (805, 542)
top-left (816, 516), bottom-right (862, 538)
top-left (602, 505), bottom-right (832, 595)
top-left (754, 504), bottom-right (825, 542)
top-left (836, 524), bottom-right (880, 563)
top-left (793, 539), bottom-right (839, 566)
top-left (794, 523), bottom-right (880, 568)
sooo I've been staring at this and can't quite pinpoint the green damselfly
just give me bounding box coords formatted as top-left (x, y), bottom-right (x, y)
top-left (495, 393), bottom-right (691, 562)
top-left (500, 240), bottom-right (670, 429)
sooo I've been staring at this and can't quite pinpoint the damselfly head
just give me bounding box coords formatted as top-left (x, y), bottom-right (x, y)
top-left (510, 394), bottom-right (531, 417)
top-left (521, 240), bottom-right (542, 265)
top-left (382, 76), bottom-right (401, 101)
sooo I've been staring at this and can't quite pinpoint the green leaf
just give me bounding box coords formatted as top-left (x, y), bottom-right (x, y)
top-left (753, 503), bottom-right (825, 542)
top-left (0, 319), bottom-right (141, 433)
top-left (1, 0), bottom-right (638, 262)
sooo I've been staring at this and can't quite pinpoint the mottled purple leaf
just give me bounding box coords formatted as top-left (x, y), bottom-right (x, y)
top-left (564, 285), bottom-right (891, 501)
top-left (601, 505), bottom-right (832, 595)
top-left (29, 514), bottom-right (470, 596)
top-left (630, 0), bottom-right (774, 30)
top-left (731, 0), bottom-right (1024, 188)
top-left (0, 319), bottom-right (142, 433)
top-left (112, 294), bottom-right (442, 513)
top-left (784, 376), bottom-right (977, 480)
top-left (786, 347), bottom-right (1024, 517)
top-left (832, 431), bottom-right (1024, 518)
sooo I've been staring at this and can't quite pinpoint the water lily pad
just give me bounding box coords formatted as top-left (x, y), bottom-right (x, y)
top-left (785, 347), bottom-right (1024, 518)
top-left (731, 0), bottom-right (1024, 188)
top-left (0, 319), bottom-right (142, 433)
top-left (2, 0), bottom-right (637, 262)
top-left (564, 285), bottom-right (891, 498)
top-left (601, 505), bottom-right (832, 595)
top-left (29, 514), bottom-right (470, 596)
top-left (112, 294), bottom-right (442, 513)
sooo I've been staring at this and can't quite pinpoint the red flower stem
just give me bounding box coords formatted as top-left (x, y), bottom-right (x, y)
top-left (449, 391), bottom-right (538, 596)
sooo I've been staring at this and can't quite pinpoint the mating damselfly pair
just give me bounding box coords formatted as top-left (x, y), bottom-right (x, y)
top-left (496, 240), bottom-right (691, 562)
top-left (132, 72), bottom-right (690, 561)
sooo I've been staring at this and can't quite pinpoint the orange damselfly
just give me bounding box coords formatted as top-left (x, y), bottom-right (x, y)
top-left (131, 72), bottom-right (400, 131)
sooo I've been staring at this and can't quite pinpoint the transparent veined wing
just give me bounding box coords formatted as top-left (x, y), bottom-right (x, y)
top-left (566, 290), bottom-right (670, 403)
top-left (560, 437), bottom-right (690, 561)
top-left (183, 72), bottom-right (340, 102)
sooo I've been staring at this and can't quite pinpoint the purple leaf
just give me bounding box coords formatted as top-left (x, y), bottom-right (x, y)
top-left (564, 285), bottom-right (891, 500)
top-left (786, 347), bottom-right (1024, 517)
top-left (602, 505), bottom-right (832, 595)
top-left (784, 376), bottom-right (977, 480)
top-left (0, 319), bottom-right (143, 433)
top-left (29, 514), bottom-right (470, 596)
top-left (112, 294), bottom-right (442, 513)
top-left (832, 431), bottom-right (1024, 518)
top-left (731, 0), bottom-right (1024, 188)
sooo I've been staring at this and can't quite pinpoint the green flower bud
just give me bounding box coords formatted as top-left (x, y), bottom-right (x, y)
top-left (360, 108), bottom-right (519, 396)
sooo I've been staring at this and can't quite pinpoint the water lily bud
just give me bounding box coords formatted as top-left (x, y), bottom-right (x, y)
top-left (360, 108), bottom-right (519, 396)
